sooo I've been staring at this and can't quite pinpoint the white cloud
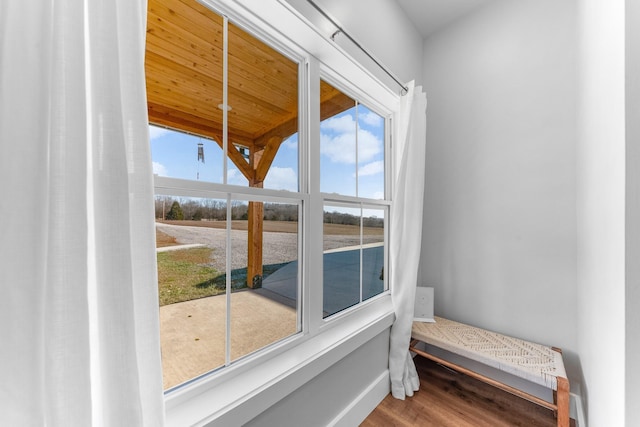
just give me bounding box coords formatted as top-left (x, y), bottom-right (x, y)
top-left (320, 128), bottom-right (382, 165)
top-left (283, 135), bottom-right (298, 150)
top-left (360, 111), bottom-right (383, 128)
top-left (152, 161), bottom-right (168, 176)
top-left (264, 167), bottom-right (297, 191)
top-left (356, 130), bottom-right (383, 162)
top-left (321, 132), bottom-right (356, 163)
top-left (322, 114), bottom-right (356, 133)
top-left (371, 191), bottom-right (385, 200)
top-left (358, 160), bottom-right (384, 177)
top-left (226, 168), bottom-right (248, 186)
top-left (149, 125), bottom-right (171, 141)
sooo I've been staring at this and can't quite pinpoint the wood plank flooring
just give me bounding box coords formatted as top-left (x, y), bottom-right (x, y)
top-left (361, 356), bottom-right (575, 427)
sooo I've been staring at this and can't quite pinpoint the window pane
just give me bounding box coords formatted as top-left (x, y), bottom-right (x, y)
top-left (320, 82), bottom-right (385, 199)
top-left (150, 126), bottom-right (225, 183)
top-left (227, 22), bottom-right (299, 190)
top-left (320, 81), bottom-right (357, 196)
top-left (323, 205), bottom-right (361, 317)
top-left (362, 207), bottom-right (386, 300)
top-left (357, 105), bottom-right (385, 200)
top-left (146, 0), bottom-right (224, 183)
top-left (156, 196), bottom-right (228, 390)
top-left (230, 200), bottom-right (300, 360)
top-left (265, 133), bottom-right (299, 192)
top-left (148, 0), bottom-right (305, 389)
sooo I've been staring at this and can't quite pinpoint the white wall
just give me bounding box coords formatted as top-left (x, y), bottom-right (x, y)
top-left (625, 2), bottom-right (640, 424)
top-left (244, 330), bottom-right (390, 427)
top-left (420, 0), bottom-right (579, 376)
top-left (284, 0), bottom-right (423, 89)
top-left (577, 1), bottom-right (627, 425)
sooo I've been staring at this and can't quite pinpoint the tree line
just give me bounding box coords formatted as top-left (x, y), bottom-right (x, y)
top-left (155, 197), bottom-right (383, 227)
top-left (155, 197), bottom-right (299, 222)
top-left (323, 211), bottom-right (383, 228)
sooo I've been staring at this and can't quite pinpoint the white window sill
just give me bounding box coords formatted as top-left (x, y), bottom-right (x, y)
top-left (164, 295), bottom-right (394, 427)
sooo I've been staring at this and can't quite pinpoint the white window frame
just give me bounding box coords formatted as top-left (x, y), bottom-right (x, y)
top-left (153, 180), bottom-right (307, 372)
top-left (153, 5), bottom-right (309, 390)
top-left (162, 1), bottom-right (401, 425)
top-left (317, 73), bottom-right (392, 320)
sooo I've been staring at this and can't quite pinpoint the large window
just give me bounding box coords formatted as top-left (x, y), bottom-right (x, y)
top-left (146, 0), bottom-right (301, 390)
top-left (146, 0), bottom-right (391, 391)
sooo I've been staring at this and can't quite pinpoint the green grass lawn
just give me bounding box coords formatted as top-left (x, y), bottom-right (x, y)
top-left (157, 247), bottom-right (290, 306)
top-left (157, 247), bottom-right (222, 306)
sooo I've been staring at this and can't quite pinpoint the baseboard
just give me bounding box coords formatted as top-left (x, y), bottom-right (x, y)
top-left (328, 370), bottom-right (390, 427)
top-left (324, 366), bottom-right (586, 426)
top-left (571, 392), bottom-right (586, 427)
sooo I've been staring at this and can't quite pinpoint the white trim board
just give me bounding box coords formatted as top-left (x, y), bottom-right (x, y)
top-left (165, 298), bottom-right (395, 426)
top-left (329, 370), bottom-right (390, 427)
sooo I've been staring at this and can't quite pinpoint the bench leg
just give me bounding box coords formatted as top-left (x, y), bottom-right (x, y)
top-left (556, 376), bottom-right (570, 427)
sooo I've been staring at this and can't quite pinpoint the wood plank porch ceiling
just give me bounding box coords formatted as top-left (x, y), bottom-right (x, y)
top-left (145, 0), bottom-right (355, 155)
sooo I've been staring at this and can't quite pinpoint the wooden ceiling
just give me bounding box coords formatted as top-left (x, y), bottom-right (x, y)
top-left (145, 0), bottom-right (355, 183)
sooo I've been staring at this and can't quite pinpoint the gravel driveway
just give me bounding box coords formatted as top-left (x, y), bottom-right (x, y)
top-left (156, 222), bottom-right (382, 272)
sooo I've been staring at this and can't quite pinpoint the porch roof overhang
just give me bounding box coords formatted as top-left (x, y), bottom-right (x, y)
top-left (145, 0), bottom-right (355, 176)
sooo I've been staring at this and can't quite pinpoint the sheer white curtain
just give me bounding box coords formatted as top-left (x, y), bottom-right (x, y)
top-left (0, 1), bottom-right (165, 425)
top-left (389, 81), bottom-right (428, 399)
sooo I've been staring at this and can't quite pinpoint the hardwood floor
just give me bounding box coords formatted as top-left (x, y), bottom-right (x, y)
top-left (361, 356), bottom-right (575, 427)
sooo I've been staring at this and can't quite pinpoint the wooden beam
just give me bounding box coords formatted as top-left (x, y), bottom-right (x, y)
top-left (227, 145), bottom-right (254, 181)
top-left (148, 102), bottom-right (223, 135)
top-left (320, 90), bottom-right (356, 121)
top-left (253, 116), bottom-right (297, 147)
top-left (148, 103), bottom-right (254, 144)
top-left (247, 196), bottom-right (264, 288)
top-left (250, 87), bottom-right (355, 149)
top-left (208, 132), bottom-right (255, 181)
top-left (244, 135), bottom-right (284, 287)
top-left (254, 137), bottom-right (283, 182)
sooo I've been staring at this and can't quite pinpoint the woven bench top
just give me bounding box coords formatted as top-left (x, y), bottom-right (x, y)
top-left (412, 316), bottom-right (567, 390)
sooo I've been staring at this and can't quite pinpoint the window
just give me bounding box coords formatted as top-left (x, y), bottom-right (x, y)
top-left (320, 80), bottom-right (388, 317)
top-left (146, 0), bottom-right (391, 392)
top-left (146, 0), bottom-right (301, 390)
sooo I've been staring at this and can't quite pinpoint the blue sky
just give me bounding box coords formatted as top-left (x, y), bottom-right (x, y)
top-left (320, 104), bottom-right (385, 199)
top-left (149, 104), bottom-right (385, 199)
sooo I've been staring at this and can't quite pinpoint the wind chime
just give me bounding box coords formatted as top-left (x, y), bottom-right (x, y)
top-left (197, 140), bottom-right (205, 180)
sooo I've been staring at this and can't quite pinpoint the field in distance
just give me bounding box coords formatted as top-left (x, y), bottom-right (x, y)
top-left (158, 220), bottom-right (383, 236)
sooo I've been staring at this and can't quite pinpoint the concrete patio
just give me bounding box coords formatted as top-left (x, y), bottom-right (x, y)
top-left (159, 244), bottom-right (384, 389)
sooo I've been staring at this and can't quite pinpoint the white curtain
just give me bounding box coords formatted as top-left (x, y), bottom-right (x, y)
top-left (389, 81), bottom-right (428, 399)
top-left (0, 1), bottom-right (165, 426)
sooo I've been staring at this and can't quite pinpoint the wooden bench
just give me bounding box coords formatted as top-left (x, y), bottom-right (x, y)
top-left (410, 317), bottom-right (570, 427)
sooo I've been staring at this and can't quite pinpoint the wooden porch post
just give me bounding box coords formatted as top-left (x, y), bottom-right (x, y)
top-left (247, 181), bottom-right (264, 288)
top-left (246, 137), bottom-right (283, 288)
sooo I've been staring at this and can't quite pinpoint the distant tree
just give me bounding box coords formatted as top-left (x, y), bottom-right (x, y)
top-left (192, 208), bottom-right (203, 221)
top-left (154, 198), bottom-right (164, 219)
top-left (363, 216), bottom-right (384, 228)
top-left (231, 201), bottom-right (248, 220)
top-left (155, 196), bottom-right (175, 220)
top-left (166, 201), bottom-right (184, 220)
top-left (263, 203), bottom-right (298, 222)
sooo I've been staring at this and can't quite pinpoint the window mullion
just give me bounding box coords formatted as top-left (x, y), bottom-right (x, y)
top-left (222, 16), bottom-right (229, 185)
top-left (355, 101), bottom-right (359, 198)
top-left (225, 193), bottom-right (232, 366)
top-left (307, 57), bottom-right (323, 333)
top-left (359, 204), bottom-right (363, 304)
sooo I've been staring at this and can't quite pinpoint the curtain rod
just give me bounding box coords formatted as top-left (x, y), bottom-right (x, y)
top-left (305, 0), bottom-right (409, 95)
